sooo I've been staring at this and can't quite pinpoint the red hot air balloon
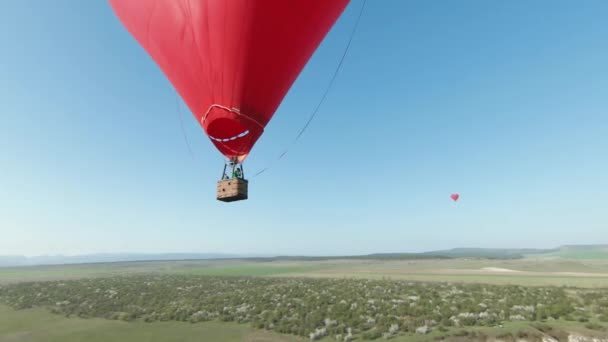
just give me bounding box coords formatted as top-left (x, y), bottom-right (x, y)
top-left (451, 193), bottom-right (460, 202)
top-left (108, 0), bottom-right (350, 201)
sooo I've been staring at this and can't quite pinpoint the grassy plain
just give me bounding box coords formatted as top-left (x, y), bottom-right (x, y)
top-left (526, 245), bottom-right (608, 260)
top-left (0, 260), bottom-right (324, 284)
top-left (0, 305), bottom-right (301, 342)
top-left (284, 258), bottom-right (608, 287)
top-left (2, 257), bottom-right (608, 287)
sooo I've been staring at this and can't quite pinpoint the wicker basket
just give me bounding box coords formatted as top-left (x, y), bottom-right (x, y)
top-left (216, 178), bottom-right (248, 202)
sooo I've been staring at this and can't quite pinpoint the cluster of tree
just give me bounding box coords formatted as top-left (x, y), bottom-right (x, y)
top-left (1, 276), bottom-right (606, 340)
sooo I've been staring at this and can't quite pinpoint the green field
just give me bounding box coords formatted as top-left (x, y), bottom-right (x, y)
top-left (0, 305), bottom-right (300, 342)
top-left (535, 249), bottom-right (608, 260)
top-left (3, 257), bottom-right (608, 287)
top-left (0, 261), bottom-right (326, 285)
top-left (291, 272), bottom-right (608, 288)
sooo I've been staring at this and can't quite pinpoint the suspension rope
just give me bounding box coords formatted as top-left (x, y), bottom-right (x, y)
top-left (252, 0), bottom-right (367, 178)
top-left (175, 94), bottom-right (195, 160)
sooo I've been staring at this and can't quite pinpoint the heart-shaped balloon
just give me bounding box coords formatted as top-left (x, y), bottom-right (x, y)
top-left (450, 193), bottom-right (459, 201)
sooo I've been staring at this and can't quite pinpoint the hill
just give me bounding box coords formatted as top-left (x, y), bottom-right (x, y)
top-left (0, 253), bottom-right (245, 267)
top-left (422, 248), bottom-right (553, 259)
top-left (530, 244), bottom-right (608, 260)
top-left (2, 244), bottom-right (607, 267)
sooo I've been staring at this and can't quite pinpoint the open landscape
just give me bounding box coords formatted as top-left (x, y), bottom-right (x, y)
top-left (1, 246), bottom-right (608, 341)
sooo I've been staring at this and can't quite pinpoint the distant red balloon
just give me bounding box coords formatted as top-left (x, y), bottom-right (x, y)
top-left (450, 193), bottom-right (460, 202)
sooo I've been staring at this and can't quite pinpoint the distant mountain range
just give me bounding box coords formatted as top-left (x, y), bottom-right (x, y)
top-left (1, 245), bottom-right (606, 267)
top-left (0, 253), bottom-right (254, 267)
top-left (249, 245), bottom-right (608, 262)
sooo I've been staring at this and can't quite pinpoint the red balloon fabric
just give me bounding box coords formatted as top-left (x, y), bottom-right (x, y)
top-left (451, 193), bottom-right (460, 202)
top-left (108, 0), bottom-right (350, 161)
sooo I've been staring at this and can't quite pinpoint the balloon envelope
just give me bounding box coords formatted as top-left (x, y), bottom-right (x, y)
top-left (108, 0), bottom-right (350, 160)
top-left (450, 193), bottom-right (460, 201)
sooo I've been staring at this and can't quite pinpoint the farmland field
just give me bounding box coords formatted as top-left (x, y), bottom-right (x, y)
top-left (2, 257), bottom-right (608, 287)
top-left (0, 260), bottom-right (326, 285)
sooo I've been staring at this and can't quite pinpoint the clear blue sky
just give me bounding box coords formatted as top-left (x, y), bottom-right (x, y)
top-left (1, 1), bottom-right (607, 256)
